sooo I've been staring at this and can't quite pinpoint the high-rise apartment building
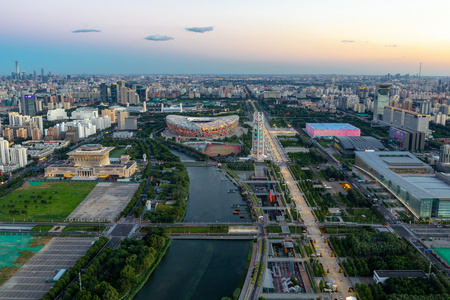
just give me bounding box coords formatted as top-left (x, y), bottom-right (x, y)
top-left (2, 128), bottom-right (14, 142)
top-left (31, 127), bottom-right (43, 140)
top-left (373, 83), bottom-right (392, 121)
top-left (10, 145), bottom-right (27, 168)
top-left (0, 138), bottom-right (10, 165)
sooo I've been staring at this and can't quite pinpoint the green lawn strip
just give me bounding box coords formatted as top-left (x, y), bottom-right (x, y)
top-left (266, 226), bottom-right (282, 233)
top-left (323, 226), bottom-right (376, 234)
top-left (155, 204), bottom-right (172, 212)
top-left (30, 225), bottom-right (53, 232)
top-left (109, 147), bottom-right (127, 158)
top-left (0, 182), bottom-right (97, 222)
top-left (61, 225), bottom-right (107, 232)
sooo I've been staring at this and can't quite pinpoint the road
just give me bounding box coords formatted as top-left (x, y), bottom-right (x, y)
top-left (252, 99), bottom-right (353, 298)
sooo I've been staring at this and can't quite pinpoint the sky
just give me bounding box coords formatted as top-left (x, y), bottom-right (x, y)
top-left (1, 0), bottom-right (450, 76)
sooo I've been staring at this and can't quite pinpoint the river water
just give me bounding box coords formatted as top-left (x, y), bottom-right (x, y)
top-left (133, 150), bottom-right (251, 300)
top-left (134, 240), bottom-right (250, 300)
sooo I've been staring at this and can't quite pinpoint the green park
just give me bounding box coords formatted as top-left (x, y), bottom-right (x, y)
top-left (0, 181), bottom-right (97, 222)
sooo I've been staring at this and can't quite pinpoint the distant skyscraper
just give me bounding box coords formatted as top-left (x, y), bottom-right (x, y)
top-left (100, 83), bottom-right (108, 103)
top-left (252, 112), bottom-right (265, 158)
top-left (15, 61), bottom-right (19, 78)
top-left (110, 83), bottom-right (118, 103)
top-left (21, 95), bottom-right (36, 117)
top-left (373, 83), bottom-right (392, 121)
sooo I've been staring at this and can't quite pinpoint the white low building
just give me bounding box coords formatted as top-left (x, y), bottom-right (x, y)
top-left (47, 108), bottom-right (68, 121)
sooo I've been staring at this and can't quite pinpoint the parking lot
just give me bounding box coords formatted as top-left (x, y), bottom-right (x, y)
top-left (0, 237), bottom-right (96, 300)
top-left (67, 182), bottom-right (140, 222)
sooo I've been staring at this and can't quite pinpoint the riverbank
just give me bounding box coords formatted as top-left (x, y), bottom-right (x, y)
top-left (124, 239), bottom-right (172, 300)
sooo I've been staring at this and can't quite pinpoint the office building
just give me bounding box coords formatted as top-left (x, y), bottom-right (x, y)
top-left (118, 111), bottom-right (129, 130)
top-left (355, 151), bottom-right (450, 219)
top-left (136, 86), bottom-right (148, 102)
top-left (383, 107), bottom-right (430, 133)
top-left (100, 83), bottom-right (108, 103)
top-left (21, 95), bottom-right (36, 116)
top-left (389, 127), bottom-right (425, 151)
top-left (440, 145), bottom-right (450, 165)
top-left (110, 83), bottom-right (118, 103)
top-left (373, 83), bottom-right (392, 121)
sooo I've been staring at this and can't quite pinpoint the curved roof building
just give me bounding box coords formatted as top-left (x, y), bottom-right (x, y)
top-left (166, 115), bottom-right (239, 138)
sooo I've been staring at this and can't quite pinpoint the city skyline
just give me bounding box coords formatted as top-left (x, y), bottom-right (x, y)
top-left (2, 0), bottom-right (450, 76)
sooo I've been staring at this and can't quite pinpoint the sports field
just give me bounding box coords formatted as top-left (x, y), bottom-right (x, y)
top-left (204, 144), bottom-right (241, 157)
top-left (433, 248), bottom-right (450, 265)
top-left (0, 182), bottom-right (97, 222)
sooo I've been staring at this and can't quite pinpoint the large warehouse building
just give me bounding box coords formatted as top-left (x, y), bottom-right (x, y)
top-left (355, 151), bottom-right (450, 220)
top-left (306, 123), bottom-right (360, 138)
top-left (333, 136), bottom-right (385, 158)
top-left (166, 115), bottom-right (239, 138)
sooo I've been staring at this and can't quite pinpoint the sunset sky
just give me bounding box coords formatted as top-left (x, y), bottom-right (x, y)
top-left (1, 0), bottom-right (450, 75)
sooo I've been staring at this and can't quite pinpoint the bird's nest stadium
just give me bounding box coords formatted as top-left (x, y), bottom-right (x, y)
top-left (166, 115), bottom-right (239, 138)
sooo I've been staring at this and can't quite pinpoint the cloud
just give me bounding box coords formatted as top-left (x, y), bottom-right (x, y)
top-left (144, 35), bottom-right (174, 41)
top-left (384, 44), bottom-right (397, 47)
top-left (72, 29), bottom-right (101, 33)
top-left (341, 40), bottom-right (355, 43)
top-left (185, 26), bottom-right (214, 33)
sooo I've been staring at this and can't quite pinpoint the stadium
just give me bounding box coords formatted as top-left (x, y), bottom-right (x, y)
top-left (166, 115), bottom-right (239, 138)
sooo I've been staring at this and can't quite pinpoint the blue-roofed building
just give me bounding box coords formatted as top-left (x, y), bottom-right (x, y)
top-left (306, 123), bottom-right (360, 138)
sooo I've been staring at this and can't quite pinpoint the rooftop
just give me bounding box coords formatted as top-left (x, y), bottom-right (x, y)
top-left (335, 136), bottom-right (385, 151)
top-left (307, 123), bottom-right (359, 130)
top-left (355, 151), bottom-right (450, 199)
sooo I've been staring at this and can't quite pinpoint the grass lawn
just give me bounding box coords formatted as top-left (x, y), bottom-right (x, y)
top-left (30, 225), bottom-right (53, 232)
top-left (318, 141), bottom-right (331, 147)
top-left (323, 226), bottom-right (376, 234)
top-left (109, 147), bottom-right (127, 158)
top-left (266, 226), bottom-right (282, 233)
top-left (156, 204), bottom-right (172, 212)
top-left (342, 208), bottom-right (384, 224)
top-left (62, 225), bottom-right (107, 232)
top-left (0, 182), bottom-right (97, 222)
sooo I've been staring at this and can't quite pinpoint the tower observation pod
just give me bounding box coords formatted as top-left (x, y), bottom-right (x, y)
top-left (252, 112), bottom-right (265, 158)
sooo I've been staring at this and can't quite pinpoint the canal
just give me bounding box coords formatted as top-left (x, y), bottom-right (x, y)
top-left (134, 149), bottom-right (252, 299)
top-left (134, 240), bottom-right (250, 300)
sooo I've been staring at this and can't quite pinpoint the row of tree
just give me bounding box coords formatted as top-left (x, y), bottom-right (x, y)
top-left (41, 237), bottom-right (109, 300)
